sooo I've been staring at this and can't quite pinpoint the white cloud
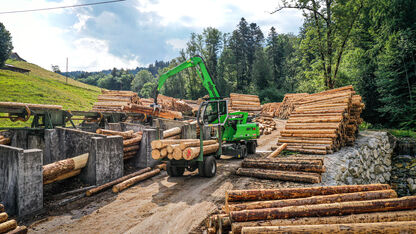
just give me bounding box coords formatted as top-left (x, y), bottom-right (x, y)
top-left (166, 38), bottom-right (187, 51)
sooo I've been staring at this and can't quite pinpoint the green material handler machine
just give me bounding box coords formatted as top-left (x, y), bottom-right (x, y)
top-left (153, 56), bottom-right (259, 177)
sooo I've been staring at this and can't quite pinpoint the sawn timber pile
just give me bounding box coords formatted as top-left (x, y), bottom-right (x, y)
top-left (92, 90), bottom-right (140, 112)
top-left (96, 129), bottom-right (142, 160)
top-left (151, 138), bottom-right (218, 161)
top-left (261, 102), bottom-right (281, 117)
top-left (205, 184), bottom-right (416, 234)
top-left (229, 93), bottom-right (261, 114)
top-left (0, 203), bottom-right (27, 234)
top-left (235, 156), bottom-right (325, 184)
top-left (277, 85), bottom-right (365, 154)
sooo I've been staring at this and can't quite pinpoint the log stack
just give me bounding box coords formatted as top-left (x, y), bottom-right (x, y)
top-left (253, 117), bottom-right (276, 135)
top-left (229, 93), bottom-right (261, 114)
top-left (206, 184), bottom-right (416, 234)
top-left (92, 90), bottom-right (140, 112)
top-left (261, 102), bottom-right (281, 118)
top-left (122, 104), bottom-right (183, 120)
top-left (96, 129), bottom-right (142, 160)
top-left (0, 204), bottom-right (27, 234)
top-left (276, 93), bottom-right (309, 119)
top-left (151, 139), bottom-right (218, 161)
top-left (276, 86), bottom-right (364, 154)
top-left (0, 135), bottom-right (10, 145)
top-left (235, 156), bottom-right (325, 184)
top-left (157, 94), bottom-right (193, 114)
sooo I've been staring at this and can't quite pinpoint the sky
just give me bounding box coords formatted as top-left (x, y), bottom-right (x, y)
top-left (0, 0), bottom-right (303, 72)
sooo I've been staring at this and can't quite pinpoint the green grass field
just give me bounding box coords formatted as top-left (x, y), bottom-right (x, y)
top-left (0, 60), bottom-right (101, 127)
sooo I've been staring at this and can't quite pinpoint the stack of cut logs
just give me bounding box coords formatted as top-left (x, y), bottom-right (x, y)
top-left (261, 102), bottom-right (281, 117)
top-left (276, 93), bottom-right (309, 119)
top-left (0, 135), bottom-right (10, 145)
top-left (139, 98), bottom-right (153, 107)
top-left (235, 156), bottom-right (325, 184)
top-left (277, 85), bottom-right (364, 154)
top-left (122, 103), bottom-right (183, 120)
top-left (229, 93), bottom-right (261, 114)
top-left (206, 184), bottom-right (416, 234)
top-left (253, 117), bottom-right (276, 135)
top-left (42, 153), bottom-right (89, 185)
top-left (92, 90), bottom-right (140, 112)
top-left (0, 204), bottom-right (27, 234)
top-left (157, 94), bottom-right (193, 114)
top-left (96, 129), bottom-right (142, 160)
top-left (151, 138), bottom-right (218, 161)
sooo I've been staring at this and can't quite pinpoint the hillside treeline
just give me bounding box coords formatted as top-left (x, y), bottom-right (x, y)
top-left (71, 0), bottom-right (415, 129)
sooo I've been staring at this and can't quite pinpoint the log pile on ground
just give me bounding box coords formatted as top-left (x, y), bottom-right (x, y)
top-left (42, 153), bottom-right (88, 185)
top-left (206, 184), bottom-right (416, 234)
top-left (276, 85), bottom-right (365, 154)
top-left (235, 156), bottom-right (325, 184)
top-left (96, 129), bottom-right (142, 160)
top-left (276, 93), bottom-right (309, 119)
top-left (0, 204), bottom-right (27, 234)
top-left (92, 90), bottom-right (140, 112)
top-left (0, 135), bottom-right (10, 145)
top-left (261, 102), bottom-right (281, 117)
top-left (253, 116), bottom-right (276, 135)
top-left (229, 93), bottom-right (261, 114)
top-left (151, 139), bottom-right (218, 160)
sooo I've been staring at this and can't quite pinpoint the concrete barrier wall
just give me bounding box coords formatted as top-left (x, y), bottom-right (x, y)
top-left (0, 145), bottom-right (43, 216)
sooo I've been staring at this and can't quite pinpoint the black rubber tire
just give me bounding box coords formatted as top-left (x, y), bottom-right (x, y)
top-left (241, 145), bottom-right (247, 159)
top-left (203, 156), bottom-right (217, 178)
top-left (247, 141), bottom-right (256, 154)
top-left (198, 161), bottom-right (205, 177)
top-left (166, 161), bottom-right (185, 177)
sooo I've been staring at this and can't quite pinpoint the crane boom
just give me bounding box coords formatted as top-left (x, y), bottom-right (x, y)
top-left (154, 56), bottom-right (220, 104)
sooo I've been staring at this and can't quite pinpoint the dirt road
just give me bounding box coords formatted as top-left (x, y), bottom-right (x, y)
top-left (26, 123), bottom-right (287, 234)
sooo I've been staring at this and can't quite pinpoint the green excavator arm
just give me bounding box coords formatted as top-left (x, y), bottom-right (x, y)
top-left (154, 56), bottom-right (220, 104)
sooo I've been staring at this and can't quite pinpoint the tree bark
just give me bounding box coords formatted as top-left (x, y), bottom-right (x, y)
top-left (165, 135), bottom-right (180, 140)
top-left (266, 143), bottom-right (287, 158)
top-left (236, 168), bottom-right (321, 184)
top-left (0, 220), bottom-right (17, 233)
top-left (43, 169), bottom-right (81, 185)
top-left (225, 184), bottom-right (391, 202)
top-left (232, 210), bottom-right (416, 234)
top-left (123, 134), bottom-right (142, 146)
top-left (123, 145), bottom-right (139, 153)
top-left (86, 167), bottom-right (151, 196)
top-left (112, 169), bottom-right (161, 193)
top-left (163, 127), bottom-right (181, 138)
top-left (230, 196), bottom-right (416, 222)
top-left (240, 221), bottom-right (416, 234)
top-left (242, 160), bottom-right (325, 173)
top-left (227, 190), bottom-right (397, 212)
top-left (96, 129), bottom-right (134, 138)
top-left (42, 153), bottom-right (88, 184)
top-left (243, 158), bottom-right (323, 166)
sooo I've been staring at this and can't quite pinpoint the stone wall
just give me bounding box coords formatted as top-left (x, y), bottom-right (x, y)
top-left (323, 131), bottom-right (395, 186)
top-left (391, 137), bottom-right (416, 196)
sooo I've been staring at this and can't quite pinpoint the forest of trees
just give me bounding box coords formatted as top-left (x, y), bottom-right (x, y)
top-left (68, 0), bottom-right (415, 130)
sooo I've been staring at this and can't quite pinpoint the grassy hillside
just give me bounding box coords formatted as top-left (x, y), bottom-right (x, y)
top-left (0, 60), bottom-right (101, 127)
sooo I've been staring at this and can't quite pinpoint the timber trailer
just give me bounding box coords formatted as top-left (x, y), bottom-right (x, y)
top-left (153, 56), bottom-right (260, 177)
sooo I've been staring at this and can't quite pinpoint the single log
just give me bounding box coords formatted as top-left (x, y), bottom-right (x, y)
top-left (123, 151), bottom-right (137, 159)
top-left (6, 225), bottom-right (28, 234)
top-left (151, 149), bottom-right (161, 160)
top-left (123, 134), bottom-right (142, 146)
top-left (230, 196), bottom-right (416, 222)
top-left (236, 168), bottom-right (321, 184)
top-left (173, 146), bottom-right (183, 160)
top-left (151, 139), bottom-right (196, 149)
top-left (86, 167), bottom-right (152, 196)
top-left (0, 102), bottom-right (62, 110)
top-left (285, 148), bottom-right (329, 155)
top-left (44, 169), bottom-right (81, 185)
top-left (42, 153), bottom-right (88, 184)
top-left (0, 138), bottom-right (10, 145)
top-left (155, 164), bottom-right (167, 171)
top-left (96, 129), bottom-right (134, 138)
top-left (123, 145), bottom-right (139, 153)
top-left (160, 148), bottom-right (168, 157)
top-left (112, 169), bottom-right (161, 193)
top-left (167, 144), bottom-right (179, 154)
top-left (179, 140), bottom-right (217, 150)
top-left (266, 143), bottom-right (287, 158)
top-left (240, 221), bottom-right (416, 234)
top-left (167, 153), bottom-right (174, 160)
top-left (227, 190), bottom-right (397, 212)
top-left (242, 160), bottom-right (325, 173)
top-left (182, 143), bottom-right (219, 160)
top-left (232, 210), bottom-right (416, 234)
top-left (163, 127), bottom-right (181, 138)
top-left (243, 158), bottom-right (323, 166)
top-left (225, 184), bottom-right (391, 202)
top-left (165, 134), bottom-right (180, 140)
top-left (0, 220), bottom-right (17, 233)
top-left (0, 212), bottom-right (8, 223)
